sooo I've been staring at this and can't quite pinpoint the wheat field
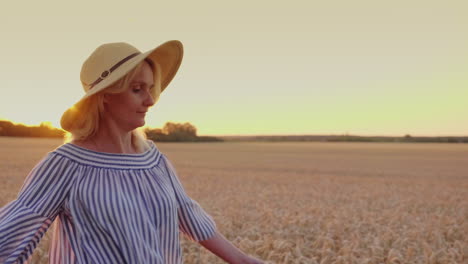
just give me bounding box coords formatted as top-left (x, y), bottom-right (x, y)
top-left (0, 137), bottom-right (467, 264)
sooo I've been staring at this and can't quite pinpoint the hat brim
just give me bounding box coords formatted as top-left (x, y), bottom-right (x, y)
top-left (75, 40), bottom-right (183, 105)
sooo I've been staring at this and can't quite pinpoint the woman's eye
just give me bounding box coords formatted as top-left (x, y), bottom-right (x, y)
top-left (132, 86), bottom-right (141, 93)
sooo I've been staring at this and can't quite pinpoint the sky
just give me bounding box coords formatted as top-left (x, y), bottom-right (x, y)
top-left (0, 0), bottom-right (467, 136)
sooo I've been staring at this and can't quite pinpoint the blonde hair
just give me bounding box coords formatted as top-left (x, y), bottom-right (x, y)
top-left (61, 59), bottom-right (162, 153)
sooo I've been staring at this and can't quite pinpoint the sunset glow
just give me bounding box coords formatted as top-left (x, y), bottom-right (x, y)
top-left (1, 0), bottom-right (467, 136)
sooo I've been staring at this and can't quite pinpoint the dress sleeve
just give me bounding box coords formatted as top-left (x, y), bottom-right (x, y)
top-left (0, 153), bottom-right (78, 264)
top-left (162, 155), bottom-right (217, 242)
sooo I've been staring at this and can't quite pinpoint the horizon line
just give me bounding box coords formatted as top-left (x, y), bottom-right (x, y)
top-left (1, 119), bottom-right (466, 138)
top-left (201, 133), bottom-right (468, 138)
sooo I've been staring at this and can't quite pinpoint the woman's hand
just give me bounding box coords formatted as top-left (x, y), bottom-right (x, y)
top-left (199, 231), bottom-right (265, 264)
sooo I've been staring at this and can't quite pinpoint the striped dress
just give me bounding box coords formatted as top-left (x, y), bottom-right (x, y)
top-left (0, 140), bottom-right (217, 264)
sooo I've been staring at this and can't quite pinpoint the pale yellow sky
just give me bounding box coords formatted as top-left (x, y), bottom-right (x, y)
top-left (1, 0), bottom-right (467, 136)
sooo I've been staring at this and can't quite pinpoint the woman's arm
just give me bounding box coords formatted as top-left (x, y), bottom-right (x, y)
top-left (199, 231), bottom-right (263, 264)
top-left (161, 156), bottom-right (263, 263)
top-left (0, 153), bottom-right (78, 263)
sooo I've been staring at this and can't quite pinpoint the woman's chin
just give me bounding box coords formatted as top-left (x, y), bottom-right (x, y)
top-left (136, 119), bottom-right (146, 128)
top-left (126, 120), bottom-right (146, 131)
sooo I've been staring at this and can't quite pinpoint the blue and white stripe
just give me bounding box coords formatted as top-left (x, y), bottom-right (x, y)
top-left (0, 140), bottom-right (217, 264)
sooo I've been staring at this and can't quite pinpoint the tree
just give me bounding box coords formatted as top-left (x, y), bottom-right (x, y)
top-left (162, 122), bottom-right (197, 137)
top-left (145, 122), bottom-right (200, 142)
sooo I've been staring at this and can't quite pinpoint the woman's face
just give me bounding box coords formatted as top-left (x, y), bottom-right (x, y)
top-left (103, 61), bottom-right (157, 131)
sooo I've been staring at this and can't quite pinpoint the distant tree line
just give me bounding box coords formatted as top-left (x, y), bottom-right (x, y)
top-left (219, 134), bottom-right (468, 143)
top-left (0, 120), bottom-right (223, 142)
top-left (325, 134), bottom-right (468, 143)
top-left (144, 122), bottom-right (223, 142)
top-left (1, 120), bottom-right (466, 143)
top-left (0, 120), bottom-right (65, 138)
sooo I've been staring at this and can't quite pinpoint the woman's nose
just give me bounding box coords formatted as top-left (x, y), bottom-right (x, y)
top-left (144, 90), bottom-right (156, 107)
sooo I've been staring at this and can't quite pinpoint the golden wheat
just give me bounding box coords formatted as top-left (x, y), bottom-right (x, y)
top-left (0, 137), bottom-right (467, 263)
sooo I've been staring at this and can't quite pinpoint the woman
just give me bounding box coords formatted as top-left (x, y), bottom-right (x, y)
top-left (0, 40), bottom-right (263, 264)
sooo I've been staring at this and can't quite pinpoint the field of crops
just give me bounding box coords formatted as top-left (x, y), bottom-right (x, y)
top-left (0, 137), bottom-right (467, 263)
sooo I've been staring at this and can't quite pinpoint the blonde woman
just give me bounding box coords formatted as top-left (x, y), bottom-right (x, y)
top-left (0, 40), bottom-right (263, 264)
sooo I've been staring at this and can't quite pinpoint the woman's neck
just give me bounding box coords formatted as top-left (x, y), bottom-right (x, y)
top-left (89, 119), bottom-right (137, 154)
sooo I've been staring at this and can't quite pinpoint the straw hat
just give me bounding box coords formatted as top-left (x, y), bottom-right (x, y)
top-left (78, 40), bottom-right (182, 102)
top-left (60, 40), bottom-right (183, 129)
